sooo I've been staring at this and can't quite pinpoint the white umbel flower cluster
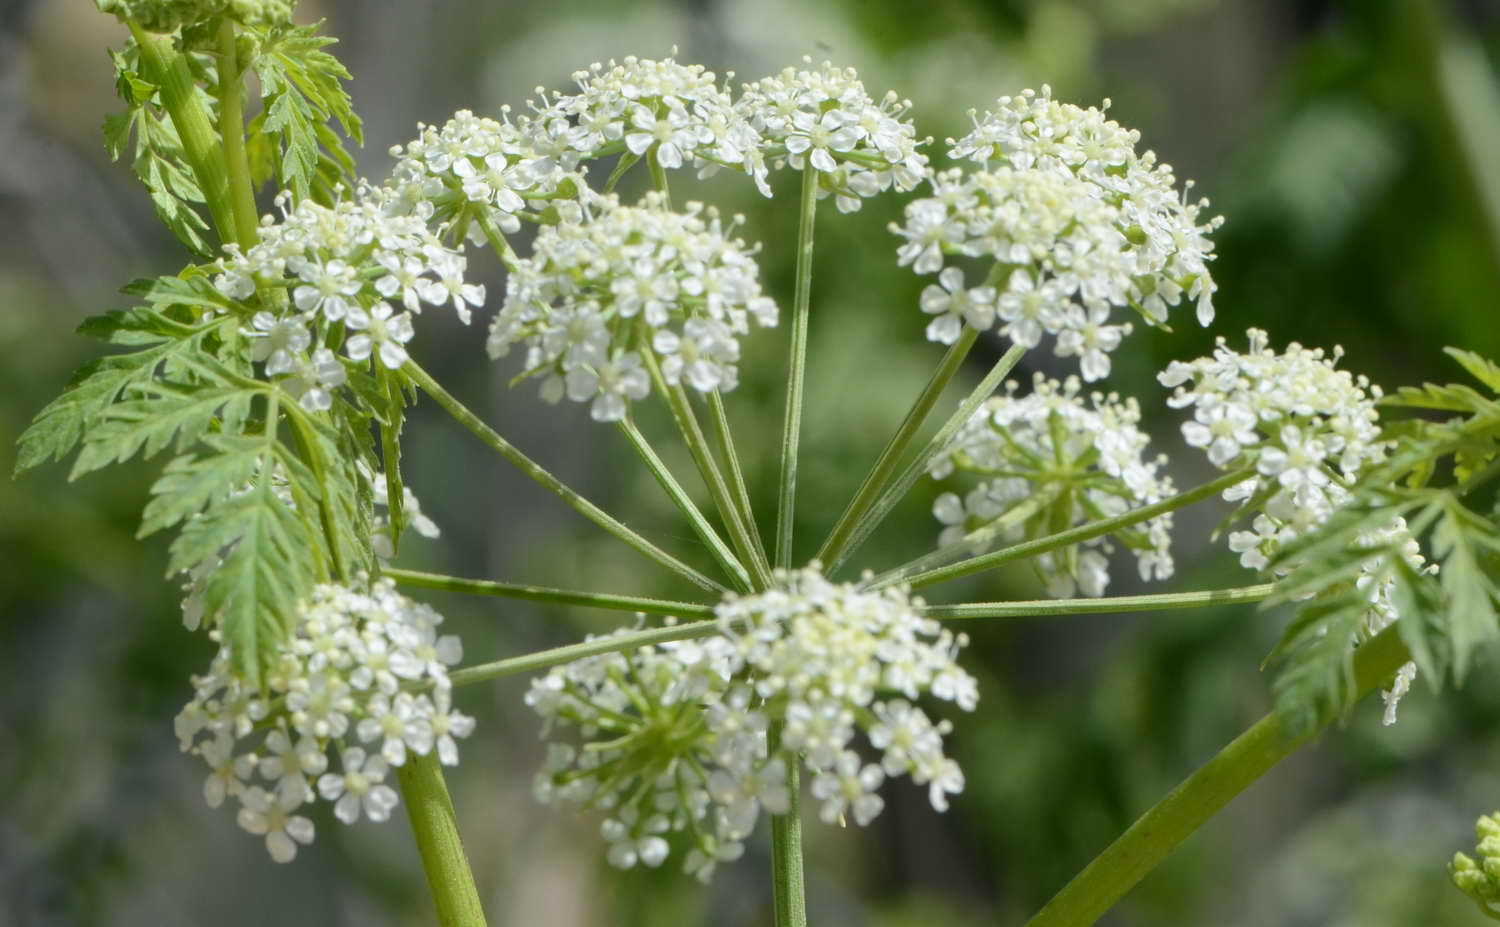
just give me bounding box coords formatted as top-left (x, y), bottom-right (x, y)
top-left (557, 55), bottom-right (767, 193)
top-left (930, 374), bottom-right (1176, 597)
top-left (174, 577), bottom-right (474, 862)
top-left (1161, 330), bottom-right (1422, 723)
top-left (526, 565), bottom-right (974, 881)
top-left (215, 187), bottom-right (485, 409)
top-left (738, 58), bottom-right (930, 212)
top-left (1160, 329), bottom-right (1387, 552)
top-left (486, 192), bottom-right (777, 421)
top-left (892, 87), bottom-right (1220, 380)
top-left (386, 108), bottom-right (596, 243)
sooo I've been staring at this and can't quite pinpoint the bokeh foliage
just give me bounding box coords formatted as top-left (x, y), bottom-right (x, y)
top-left (2, 0), bottom-right (1499, 924)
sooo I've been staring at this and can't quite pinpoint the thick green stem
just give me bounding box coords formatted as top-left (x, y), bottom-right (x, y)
top-left (397, 752), bottom-right (487, 927)
top-left (817, 327), bottom-right (978, 569)
top-left (215, 20), bottom-right (259, 247)
top-left (706, 388), bottom-right (770, 570)
top-left (922, 584), bottom-right (1276, 619)
top-left (775, 167), bottom-right (819, 569)
top-left (405, 361), bottom-right (723, 593)
top-left (1024, 625), bottom-right (1412, 927)
top-left (385, 567), bottom-right (715, 618)
top-left (768, 722), bottom-right (808, 927)
top-left (872, 467), bottom-right (1256, 591)
top-left (128, 23), bottom-right (237, 247)
top-left (449, 618), bottom-right (723, 687)
top-left (830, 343), bottom-right (1026, 576)
top-left (618, 416), bottom-right (752, 591)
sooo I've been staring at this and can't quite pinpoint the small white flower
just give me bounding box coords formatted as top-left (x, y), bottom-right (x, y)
top-left (318, 747), bottom-right (400, 824)
top-left (345, 302), bottom-right (415, 370)
top-left (236, 786), bottom-right (316, 863)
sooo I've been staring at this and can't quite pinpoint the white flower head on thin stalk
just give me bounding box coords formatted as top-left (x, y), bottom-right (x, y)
top-left (891, 87), bottom-right (1220, 380)
top-left (487, 191), bottom-right (778, 421)
top-left (929, 374), bottom-right (1176, 598)
top-left (1161, 329), bottom-right (1388, 550)
top-left (528, 565), bottom-right (974, 881)
top-left (554, 53), bottom-right (769, 194)
top-left (1161, 330), bottom-right (1427, 722)
top-left (173, 576), bottom-right (474, 862)
top-left (216, 184), bottom-right (484, 407)
top-left (385, 107), bottom-right (597, 246)
top-left (738, 58), bottom-right (931, 211)
top-left (950, 86), bottom-right (1222, 328)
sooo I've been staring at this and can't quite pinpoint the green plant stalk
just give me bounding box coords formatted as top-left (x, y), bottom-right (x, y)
top-left (128, 23), bottom-right (238, 246)
top-left (923, 584), bottom-right (1276, 619)
top-left (397, 752), bottom-right (487, 927)
top-left (449, 617), bottom-right (724, 687)
top-left (706, 388), bottom-right (770, 570)
top-left (638, 345), bottom-right (772, 589)
top-left (768, 721), bottom-right (808, 927)
top-left (1024, 624), bottom-right (1412, 927)
top-left (386, 567), bottom-right (715, 618)
top-left (215, 20), bottom-right (259, 247)
top-left (816, 327), bottom-right (979, 569)
top-left (648, 147), bottom-right (671, 208)
top-left (830, 343), bottom-right (1026, 576)
top-left (665, 382), bottom-right (772, 588)
top-left (618, 415), bottom-right (753, 591)
top-left (873, 467), bottom-right (1257, 591)
top-left (775, 167), bottom-right (819, 569)
top-left (404, 361), bottom-right (723, 593)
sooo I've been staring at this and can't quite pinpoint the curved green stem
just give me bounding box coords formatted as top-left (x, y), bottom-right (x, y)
top-left (215, 20), bottom-right (259, 247)
top-left (817, 327), bottom-right (978, 569)
top-left (405, 360), bottom-right (723, 593)
top-left (618, 415), bottom-right (752, 591)
top-left (922, 584), bottom-right (1276, 619)
top-left (128, 23), bottom-right (237, 247)
top-left (1024, 624), bottom-right (1412, 927)
top-left (775, 167), bottom-right (819, 569)
top-left (397, 752), bottom-right (487, 926)
top-left (386, 567), bottom-right (715, 618)
top-left (830, 343), bottom-right (1026, 577)
top-left (872, 467), bottom-right (1257, 591)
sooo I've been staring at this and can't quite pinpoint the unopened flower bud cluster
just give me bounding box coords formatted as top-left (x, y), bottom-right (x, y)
top-left (215, 186), bottom-right (485, 411)
top-left (1452, 810), bottom-right (1500, 915)
top-left (527, 565), bottom-right (973, 881)
top-left (486, 192), bottom-right (777, 421)
top-left (98, 0), bottom-right (295, 32)
top-left (174, 577), bottom-right (473, 862)
top-left (892, 86), bottom-right (1220, 381)
top-left (930, 374), bottom-right (1176, 597)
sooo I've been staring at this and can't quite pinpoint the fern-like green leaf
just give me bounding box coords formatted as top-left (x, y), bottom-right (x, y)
top-left (1431, 496), bottom-right (1500, 682)
top-left (248, 21), bottom-right (361, 203)
top-left (71, 383), bottom-right (259, 479)
top-left (14, 309), bottom-right (225, 476)
top-left (1446, 347), bottom-right (1500, 395)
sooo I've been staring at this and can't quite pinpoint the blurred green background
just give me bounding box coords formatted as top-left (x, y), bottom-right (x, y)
top-left (4, 0), bottom-right (1500, 924)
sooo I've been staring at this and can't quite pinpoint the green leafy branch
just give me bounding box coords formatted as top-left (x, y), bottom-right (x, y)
top-left (14, 275), bottom-right (385, 686)
top-left (1265, 348), bottom-right (1500, 735)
